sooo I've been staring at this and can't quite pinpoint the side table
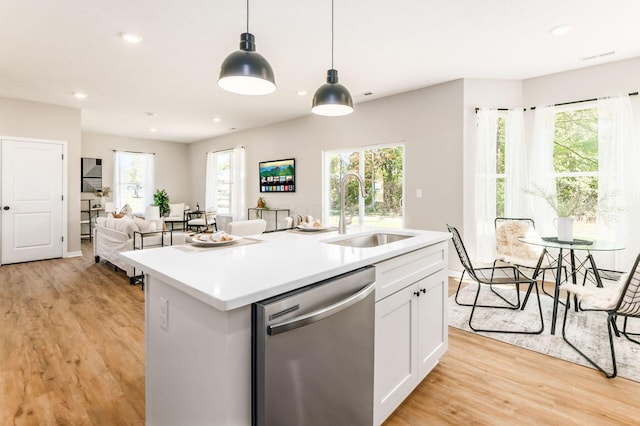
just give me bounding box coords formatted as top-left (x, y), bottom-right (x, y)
top-left (247, 207), bottom-right (290, 232)
top-left (131, 229), bottom-right (174, 289)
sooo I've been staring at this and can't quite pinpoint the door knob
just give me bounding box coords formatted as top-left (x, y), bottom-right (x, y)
top-left (2, 206), bottom-right (9, 210)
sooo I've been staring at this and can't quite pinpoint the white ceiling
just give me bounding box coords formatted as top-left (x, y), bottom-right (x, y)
top-left (1, 0), bottom-right (639, 143)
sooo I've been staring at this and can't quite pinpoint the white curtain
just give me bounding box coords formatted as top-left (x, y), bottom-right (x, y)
top-left (474, 109), bottom-right (498, 263)
top-left (113, 151), bottom-right (154, 215)
top-left (504, 108), bottom-right (529, 217)
top-left (527, 106), bottom-right (557, 235)
top-left (231, 147), bottom-right (246, 220)
top-left (596, 94), bottom-right (639, 270)
top-left (204, 152), bottom-right (218, 211)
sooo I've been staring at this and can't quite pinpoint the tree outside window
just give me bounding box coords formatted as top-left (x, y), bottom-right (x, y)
top-left (325, 144), bottom-right (404, 228)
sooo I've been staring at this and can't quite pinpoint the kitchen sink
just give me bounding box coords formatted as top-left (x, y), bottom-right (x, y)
top-left (325, 232), bottom-right (413, 248)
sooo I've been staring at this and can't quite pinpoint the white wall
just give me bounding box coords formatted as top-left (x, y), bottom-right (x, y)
top-left (188, 80), bottom-right (464, 243)
top-left (82, 132), bottom-right (191, 208)
top-left (0, 96), bottom-right (81, 254)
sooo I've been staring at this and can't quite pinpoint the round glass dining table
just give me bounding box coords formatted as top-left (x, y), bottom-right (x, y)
top-left (517, 236), bottom-right (625, 335)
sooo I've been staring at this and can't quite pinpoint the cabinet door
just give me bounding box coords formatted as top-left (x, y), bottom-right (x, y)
top-left (374, 283), bottom-right (418, 425)
top-left (417, 268), bottom-right (448, 380)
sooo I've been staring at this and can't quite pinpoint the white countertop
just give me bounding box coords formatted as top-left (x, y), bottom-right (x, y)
top-left (120, 226), bottom-right (451, 311)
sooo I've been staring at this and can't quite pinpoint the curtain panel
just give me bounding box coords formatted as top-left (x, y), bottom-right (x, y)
top-left (596, 94), bottom-right (640, 270)
top-left (474, 109), bottom-right (498, 263)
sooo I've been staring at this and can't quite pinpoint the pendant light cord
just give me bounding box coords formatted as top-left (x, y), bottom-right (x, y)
top-left (246, 0), bottom-right (250, 33)
top-left (331, 0), bottom-right (334, 69)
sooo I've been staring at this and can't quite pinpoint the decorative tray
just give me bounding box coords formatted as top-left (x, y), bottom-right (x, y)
top-left (541, 237), bottom-right (593, 245)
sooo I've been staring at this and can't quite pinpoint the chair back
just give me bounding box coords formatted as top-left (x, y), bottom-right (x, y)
top-left (494, 217), bottom-right (541, 262)
top-left (615, 253), bottom-right (640, 316)
top-left (446, 224), bottom-right (478, 280)
top-left (226, 219), bottom-right (267, 236)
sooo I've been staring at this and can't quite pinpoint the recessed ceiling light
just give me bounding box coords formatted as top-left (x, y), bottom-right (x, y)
top-left (363, 92), bottom-right (373, 96)
top-left (73, 92), bottom-right (88, 99)
top-left (149, 128), bottom-right (157, 132)
top-left (120, 32), bottom-right (143, 44)
top-left (297, 90), bottom-right (307, 96)
top-left (146, 112), bottom-right (156, 118)
top-left (549, 24), bottom-right (571, 36)
top-left (212, 117), bottom-right (222, 123)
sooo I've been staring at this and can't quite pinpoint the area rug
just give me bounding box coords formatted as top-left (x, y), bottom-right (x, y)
top-left (449, 283), bottom-right (640, 382)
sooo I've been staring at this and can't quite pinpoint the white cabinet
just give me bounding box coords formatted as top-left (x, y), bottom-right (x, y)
top-left (373, 243), bottom-right (448, 425)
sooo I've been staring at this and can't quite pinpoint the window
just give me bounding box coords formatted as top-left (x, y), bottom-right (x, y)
top-left (553, 105), bottom-right (598, 235)
top-left (206, 151), bottom-right (232, 214)
top-left (323, 144), bottom-right (404, 228)
top-left (205, 148), bottom-right (245, 219)
top-left (113, 151), bottom-right (154, 215)
top-left (495, 105), bottom-right (599, 235)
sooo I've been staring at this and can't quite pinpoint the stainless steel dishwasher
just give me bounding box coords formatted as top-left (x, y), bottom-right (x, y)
top-left (252, 266), bottom-right (375, 426)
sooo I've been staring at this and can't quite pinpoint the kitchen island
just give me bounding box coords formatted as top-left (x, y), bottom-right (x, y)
top-left (121, 226), bottom-right (450, 425)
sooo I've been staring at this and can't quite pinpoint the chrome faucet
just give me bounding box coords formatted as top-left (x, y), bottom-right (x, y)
top-left (339, 172), bottom-right (367, 234)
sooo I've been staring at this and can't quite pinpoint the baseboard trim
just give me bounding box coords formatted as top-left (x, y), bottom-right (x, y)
top-left (66, 251), bottom-right (83, 258)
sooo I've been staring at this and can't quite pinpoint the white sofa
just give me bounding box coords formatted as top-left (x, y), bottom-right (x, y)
top-left (93, 215), bottom-right (185, 283)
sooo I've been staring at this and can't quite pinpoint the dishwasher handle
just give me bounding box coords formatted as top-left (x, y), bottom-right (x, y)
top-left (267, 282), bottom-right (375, 336)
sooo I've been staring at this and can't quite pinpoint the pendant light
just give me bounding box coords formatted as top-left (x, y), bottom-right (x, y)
top-left (218, 0), bottom-right (276, 95)
top-left (311, 0), bottom-right (353, 116)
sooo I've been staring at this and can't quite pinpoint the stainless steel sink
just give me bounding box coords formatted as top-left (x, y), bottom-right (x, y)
top-left (326, 232), bottom-right (412, 248)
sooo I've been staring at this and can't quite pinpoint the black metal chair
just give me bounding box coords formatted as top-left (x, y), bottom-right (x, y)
top-left (447, 224), bottom-right (544, 334)
top-left (493, 217), bottom-right (566, 303)
top-left (561, 253), bottom-right (640, 378)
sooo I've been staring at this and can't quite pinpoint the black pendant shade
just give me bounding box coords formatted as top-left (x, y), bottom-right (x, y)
top-left (311, 0), bottom-right (353, 116)
top-left (311, 69), bottom-right (353, 116)
top-left (218, 32), bottom-right (276, 95)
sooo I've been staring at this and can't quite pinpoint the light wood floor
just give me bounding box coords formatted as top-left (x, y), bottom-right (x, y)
top-left (1, 243), bottom-right (639, 425)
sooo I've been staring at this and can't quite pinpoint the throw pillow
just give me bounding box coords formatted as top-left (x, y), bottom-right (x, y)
top-left (169, 203), bottom-right (185, 218)
top-left (119, 204), bottom-right (133, 217)
top-left (133, 217), bottom-right (157, 233)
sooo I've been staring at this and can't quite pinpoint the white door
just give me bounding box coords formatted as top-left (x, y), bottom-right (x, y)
top-left (1, 139), bottom-right (64, 264)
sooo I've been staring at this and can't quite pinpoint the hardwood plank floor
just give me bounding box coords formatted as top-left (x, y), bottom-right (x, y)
top-left (1, 243), bottom-right (639, 425)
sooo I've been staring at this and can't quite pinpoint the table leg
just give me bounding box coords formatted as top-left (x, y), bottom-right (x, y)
top-left (586, 253), bottom-right (603, 287)
top-left (551, 247), bottom-right (564, 335)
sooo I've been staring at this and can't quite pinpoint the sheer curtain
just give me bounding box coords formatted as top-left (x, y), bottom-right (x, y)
top-left (204, 152), bottom-right (219, 212)
top-left (596, 94), bottom-right (639, 270)
top-left (230, 147), bottom-right (246, 220)
top-left (474, 109), bottom-right (498, 263)
top-left (504, 109), bottom-right (529, 217)
top-left (527, 106), bottom-right (557, 235)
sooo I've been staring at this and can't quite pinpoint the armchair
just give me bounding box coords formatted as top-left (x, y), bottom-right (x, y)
top-left (561, 253), bottom-right (640, 378)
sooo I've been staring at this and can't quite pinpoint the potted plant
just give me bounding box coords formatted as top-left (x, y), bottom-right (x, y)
top-left (525, 183), bottom-right (619, 241)
top-left (94, 186), bottom-right (112, 207)
top-left (153, 189), bottom-right (170, 217)
top-left (257, 196), bottom-right (268, 209)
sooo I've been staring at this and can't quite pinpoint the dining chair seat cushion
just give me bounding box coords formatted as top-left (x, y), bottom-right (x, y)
top-left (561, 273), bottom-right (628, 310)
top-left (188, 218), bottom-right (206, 226)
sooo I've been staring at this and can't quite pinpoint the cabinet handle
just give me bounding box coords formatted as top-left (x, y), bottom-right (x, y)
top-left (420, 288), bottom-right (426, 294)
top-left (413, 291), bottom-right (420, 297)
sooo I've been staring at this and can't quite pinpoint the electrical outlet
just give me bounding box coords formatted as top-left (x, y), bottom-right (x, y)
top-left (416, 189), bottom-right (423, 198)
top-left (159, 296), bottom-right (169, 331)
